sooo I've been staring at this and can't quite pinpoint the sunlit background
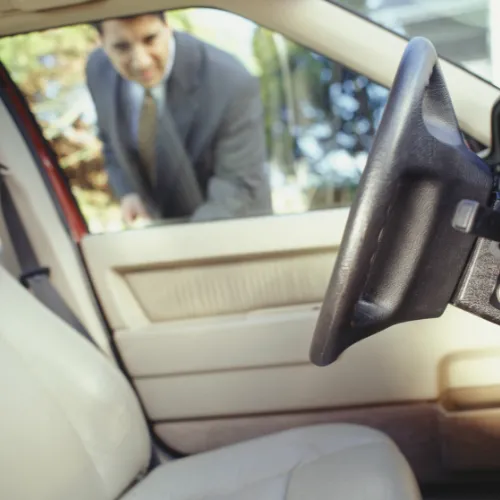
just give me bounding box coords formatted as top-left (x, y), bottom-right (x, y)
top-left (0, 0), bottom-right (497, 232)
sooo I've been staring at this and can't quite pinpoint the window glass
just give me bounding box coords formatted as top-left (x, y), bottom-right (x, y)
top-left (334, 0), bottom-right (496, 86)
top-left (0, 9), bottom-right (389, 232)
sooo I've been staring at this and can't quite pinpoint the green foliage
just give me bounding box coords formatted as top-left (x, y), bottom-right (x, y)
top-left (252, 27), bottom-right (295, 174)
top-left (0, 10), bottom-right (230, 227)
top-left (168, 9), bottom-right (196, 33)
top-left (0, 8), bottom-right (363, 227)
top-left (0, 25), bottom-right (98, 99)
top-left (0, 10), bottom-right (194, 101)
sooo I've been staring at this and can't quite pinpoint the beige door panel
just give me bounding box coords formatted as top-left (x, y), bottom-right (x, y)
top-left (440, 349), bottom-right (500, 411)
top-left (81, 194), bottom-right (500, 480)
top-left (125, 308), bottom-right (500, 421)
top-left (80, 209), bottom-right (348, 330)
top-left (116, 305), bottom-right (321, 377)
top-left (124, 252), bottom-right (332, 324)
top-left (121, 304), bottom-right (500, 480)
top-left (82, 209), bottom-right (500, 419)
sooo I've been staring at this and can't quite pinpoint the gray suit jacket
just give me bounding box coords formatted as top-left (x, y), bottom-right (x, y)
top-left (85, 32), bottom-right (272, 222)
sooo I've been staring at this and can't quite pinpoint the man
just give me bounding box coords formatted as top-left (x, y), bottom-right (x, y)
top-left (86, 11), bottom-right (272, 224)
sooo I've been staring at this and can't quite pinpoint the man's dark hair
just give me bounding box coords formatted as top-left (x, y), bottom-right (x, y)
top-left (90, 11), bottom-right (166, 34)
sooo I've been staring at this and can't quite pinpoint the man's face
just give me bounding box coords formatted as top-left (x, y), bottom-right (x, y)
top-left (100, 14), bottom-right (170, 88)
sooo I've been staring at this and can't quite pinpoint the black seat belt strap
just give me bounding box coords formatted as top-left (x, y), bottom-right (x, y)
top-left (0, 166), bottom-right (166, 467)
top-left (0, 165), bottom-right (96, 345)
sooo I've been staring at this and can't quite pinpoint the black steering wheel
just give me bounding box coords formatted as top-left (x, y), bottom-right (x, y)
top-left (310, 37), bottom-right (493, 366)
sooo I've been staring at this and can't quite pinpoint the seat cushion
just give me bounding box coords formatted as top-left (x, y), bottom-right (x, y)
top-left (123, 424), bottom-right (421, 500)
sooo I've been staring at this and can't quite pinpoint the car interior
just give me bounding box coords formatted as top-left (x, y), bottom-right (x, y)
top-left (3, 0), bottom-right (500, 499)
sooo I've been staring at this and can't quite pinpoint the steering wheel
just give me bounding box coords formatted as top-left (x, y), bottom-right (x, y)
top-left (310, 37), bottom-right (493, 367)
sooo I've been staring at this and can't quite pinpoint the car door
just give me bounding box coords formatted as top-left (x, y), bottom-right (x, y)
top-left (2, 0), bottom-right (500, 485)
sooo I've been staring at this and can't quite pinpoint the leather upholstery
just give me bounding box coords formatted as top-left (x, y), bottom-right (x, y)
top-left (0, 266), bottom-right (421, 500)
top-left (0, 266), bottom-right (151, 500)
top-left (123, 424), bottom-right (421, 500)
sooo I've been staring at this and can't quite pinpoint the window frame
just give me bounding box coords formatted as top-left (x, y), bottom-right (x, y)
top-left (326, 0), bottom-right (498, 91)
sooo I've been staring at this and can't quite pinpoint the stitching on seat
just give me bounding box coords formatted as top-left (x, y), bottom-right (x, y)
top-left (283, 467), bottom-right (294, 500)
top-left (140, 438), bottom-right (398, 500)
top-left (281, 440), bottom-right (401, 500)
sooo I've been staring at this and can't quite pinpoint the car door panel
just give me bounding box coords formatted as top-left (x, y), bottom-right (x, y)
top-left (119, 308), bottom-right (500, 420)
top-left (72, 0), bottom-right (500, 483)
top-left (80, 209), bottom-right (347, 329)
top-left (80, 202), bottom-right (500, 483)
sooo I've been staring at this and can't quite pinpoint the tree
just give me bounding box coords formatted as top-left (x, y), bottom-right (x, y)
top-left (252, 27), bottom-right (296, 175)
top-left (251, 9), bottom-right (389, 211)
top-left (0, 25), bottom-right (98, 105)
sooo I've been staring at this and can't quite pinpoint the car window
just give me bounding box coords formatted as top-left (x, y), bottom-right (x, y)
top-left (0, 8), bottom-right (392, 233)
top-left (333, 0), bottom-right (495, 87)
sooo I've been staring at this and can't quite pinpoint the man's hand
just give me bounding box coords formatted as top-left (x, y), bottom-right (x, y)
top-left (120, 193), bottom-right (151, 226)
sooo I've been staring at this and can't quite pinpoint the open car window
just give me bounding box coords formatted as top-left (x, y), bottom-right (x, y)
top-left (0, 5), bottom-right (491, 235)
top-left (0, 8), bottom-right (390, 233)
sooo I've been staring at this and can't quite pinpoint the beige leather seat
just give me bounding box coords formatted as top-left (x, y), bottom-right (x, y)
top-left (0, 266), bottom-right (421, 500)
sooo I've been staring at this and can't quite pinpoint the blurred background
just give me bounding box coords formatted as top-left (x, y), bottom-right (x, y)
top-left (0, 0), bottom-right (495, 232)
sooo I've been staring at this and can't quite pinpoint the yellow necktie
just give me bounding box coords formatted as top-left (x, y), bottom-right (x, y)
top-left (137, 90), bottom-right (157, 185)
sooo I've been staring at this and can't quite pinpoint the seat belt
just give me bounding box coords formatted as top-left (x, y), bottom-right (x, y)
top-left (0, 166), bottom-right (165, 467)
top-left (0, 165), bottom-right (96, 345)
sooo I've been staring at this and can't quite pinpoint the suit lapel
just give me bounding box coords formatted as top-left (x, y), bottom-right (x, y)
top-left (165, 32), bottom-right (204, 143)
top-left (166, 32), bottom-right (221, 166)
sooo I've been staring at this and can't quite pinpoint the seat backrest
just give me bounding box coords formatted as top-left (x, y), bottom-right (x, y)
top-left (0, 266), bottom-right (151, 500)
